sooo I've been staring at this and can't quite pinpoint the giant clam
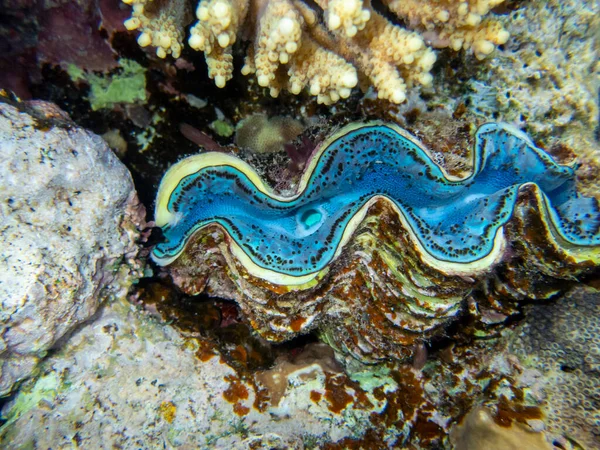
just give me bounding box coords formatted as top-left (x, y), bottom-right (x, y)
top-left (152, 122), bottom-right (600, 361)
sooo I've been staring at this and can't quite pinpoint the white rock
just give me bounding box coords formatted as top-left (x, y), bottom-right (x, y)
top-left (0, 101), bottom-right (145, 396)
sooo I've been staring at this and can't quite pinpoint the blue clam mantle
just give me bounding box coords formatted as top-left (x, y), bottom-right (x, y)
top-left (152, 122), bottom-right (600, 285)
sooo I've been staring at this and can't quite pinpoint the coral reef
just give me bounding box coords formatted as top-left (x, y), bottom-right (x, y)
top-left (7, 287), bottom-right (592, 449)
top-left (153, 122), bottom-right (600, 361)
top-left (121, 0), bottom-right (509, 103)
top-left (0, 98), bottom-right (146, 396)
top-left (0, 0), bottom-right (597, 448)
top-left (1, 217), bottom-right (597, 448)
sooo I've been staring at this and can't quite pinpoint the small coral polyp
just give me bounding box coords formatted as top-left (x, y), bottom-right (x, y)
top-left (121, 0), bottom-right (509, 104)
top-left (153, 123), bottom-right (600, 361)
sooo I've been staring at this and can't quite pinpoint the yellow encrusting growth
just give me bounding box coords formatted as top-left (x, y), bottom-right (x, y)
top-left (122, 0), bottom-right (508, 102)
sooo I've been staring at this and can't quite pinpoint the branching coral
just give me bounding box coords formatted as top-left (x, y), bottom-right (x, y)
top-left (189, 0), bottom-right (249, 87)
top-left (121, 0), bottom-right (509, 103)
top-left (382, 0), bottom-right (510, 60)
top-left (304, 2), bottom-right (436, 104)
top-left (123, 0), bottom-right (192, 59)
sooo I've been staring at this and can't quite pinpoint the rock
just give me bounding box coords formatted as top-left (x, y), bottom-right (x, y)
top-left (0, 99), bottom-right (145, 396)
top-left (450, 406), bottom-right (553, 450)
top-left (0, 297), bottom-right (389, 448)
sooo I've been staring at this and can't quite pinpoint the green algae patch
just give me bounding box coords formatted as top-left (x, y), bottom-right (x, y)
top-left (210, 119), bottom-right (234, 137)
top-left (66, 63), bottom-right (86, 82)
top-left (350, 365), bottom-right (395, 393)
top-left (135, 110), bottom-right (165, 152)
top-left (0, 371), bottom-right (61, 426)
top-left (67, 59), bottom-right (147, 111)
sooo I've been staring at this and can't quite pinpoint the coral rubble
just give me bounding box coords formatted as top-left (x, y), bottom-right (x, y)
top-left (152, 122), bottom-right (600, 362)
top-left (0, 98), bottom-right (146, 396)
top-left (121, 0), bottom-right (509, 103)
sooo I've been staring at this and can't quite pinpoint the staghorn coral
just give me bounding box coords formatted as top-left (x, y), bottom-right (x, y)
top-left (121, 0), bottom-right (508, 103)
top-left (239, 0), bottom-right (361, 104)
top-left (189, 0), bottom-right (249, 87)
top-left (303, 1), bottom-right (437, 104)
top-left (319, 0), bottom-right (371, 38)
top-left (152, 122), bottom-right (600, 362)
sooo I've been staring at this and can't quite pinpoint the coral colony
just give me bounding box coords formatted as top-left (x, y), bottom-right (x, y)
top-left (122, 0), bottom-right (509, 103)
top-left (153, 122), bottom-right (600, 361)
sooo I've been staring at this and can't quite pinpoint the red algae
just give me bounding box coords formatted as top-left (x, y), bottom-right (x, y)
top-left (196, 339), bottom-right (218, 362)
top-left (233, 403), bottom-right (250, 416)
top-left (310, 390), bottom-right (322, 403)
top-left (290, 316), bottom-right (307, 332)
top-left (493, 396), bottom-right (543, 428)
top-left (223, 375), bottom-right (250, 416)
top-left (323, 373), bottom-right (372, 414)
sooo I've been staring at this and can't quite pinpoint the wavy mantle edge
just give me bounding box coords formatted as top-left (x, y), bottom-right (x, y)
top-left (152, 121), bottom-right (598, 287)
